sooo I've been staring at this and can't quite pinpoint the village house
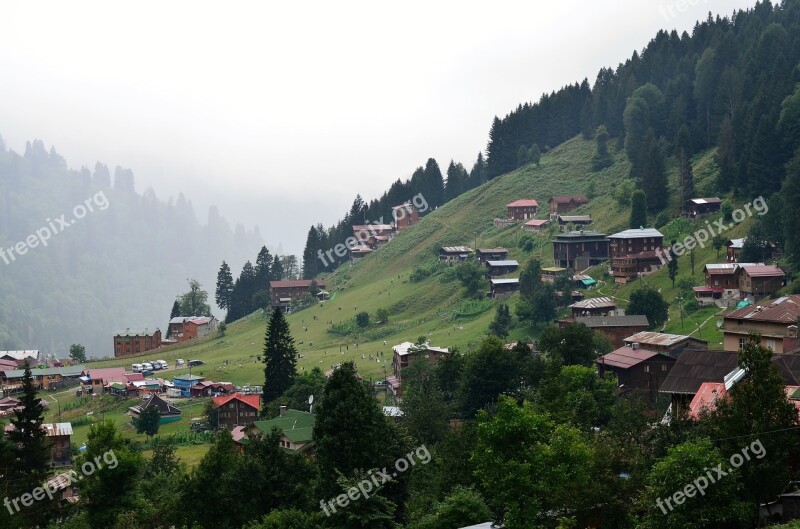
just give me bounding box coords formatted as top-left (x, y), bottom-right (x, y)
top-left (738, 264), bottom-right (785, 299)
top-left (352, 223), bottom-right (394, 249)
top-left (623, 331), bottom-right (708, 359)
top-left (0, 350), bottom-right (42, 367)
top-left (476, 248), bottom-right (509, 262)
top-left (388, 342), bottom-right (450, 399)
top-left (659, 349), bottom-right (739, 417)
top-left (392, 203), bottom-right (420, 231)
top-left (597, 344), bottom-right (676, 403)
top-left (190, 380), bottom-right (235, 397)
top-left (173, 374), bottom-right (205, 397)
top-left (83, 368), bottom-right (127, 393)
top-left (685, 197), bottom-right (722, 217)
top-left (552, 231), bottom-right (610, 270)
top-left (523, 219), bottom-right (549, 233)
top-left (269, 279), bottom-right (327, 312)
top-left (569, 296), bottom-right (619, 317)
top-left (349, 244), bottom-right (373, 263)
top-left (548, 195), bottom-right (589, 217)
top-left (128, 394), bottom-right (182, 424)
top-left (490, 278), bottom-right (520, 298)
top-left (0, 365), bottom-right (85, 391)
top-left (506, 199), bottom-right (539, 220)
top-left (608, 228), bottom-right (665, 284)
top-left (43, 422), bottom-right (73, 467)
top-left (484, 260), bottom-right (519, 277)
top-left (559, 315), bottom-right (650, 347)
top-left (727, 238), bottom-right (745, 262)
top-left (0, 397), bottom-right (20, 417)
top-left (113, 329), bottom-right (162, 358)
top-left (245, 407), bottom-right (316, 454)
top-left (722, 295), bottom-right (800, 353)
top-left (557, 215), bottom-right (592, 231)
top-left (439, 246), bottom-right (474, 264)
top-left (212, 393), bottom-right (260, 431)
top-left (168, 316), bottom-right (219, 342)
top-left (694, 263), bottom-right (768, 305)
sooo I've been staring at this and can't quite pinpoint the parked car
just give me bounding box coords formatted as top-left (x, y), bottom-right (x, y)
top-left (142, 362), bottom-right (154, 371)
top-left (142, 369), bottom-right (153, 376)
top-left (176, 359), bottom-right (186, 366)
top-left (151, 362), bottom-right (162, 371)
top-left (188, 359), bottom-right (205, 367)
top-left (156, 360), bottom-right (168, 370)
top-left (131, 363), bottom-right (143, 373)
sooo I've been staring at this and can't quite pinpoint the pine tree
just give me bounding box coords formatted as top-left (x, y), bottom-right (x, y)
top-left (170, 299), bottom-right (180, 318)
top-left (716, 116), bottom-right (736, 192)
top-left (641, 130), bottom-right (668, 212)
top-left (677, 124), bottom-right (695, 210)
top-left (271, 254), bottom-right (284, 282)
top-left (469, 152), bottom-right (486, 189)
top-left (255, 246), bottom-right (272, 286)
top-left (629, 189), bottom-right (647, 229)
top-left (262, 307), bottom-right (297, 407)
top-left (215, 261), bottom-right (234, 311)
top-left (302, 226), bottom-right (320, 279)
top-left (8, 363), bottom-right (51, 525)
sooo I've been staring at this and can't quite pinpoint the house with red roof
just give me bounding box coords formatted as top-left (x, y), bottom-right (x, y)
top-left (84, 368), bottom-right (126, 393)
top-left (506, 199), bottom-right (538, 220)
top-left (212, 393), bottom-right (261, 431)
top-left (597, 343), bottom-right (676, 402)
top-left (523, 219), bottom-right (550, 233)
top-left (722, 295), bottom-right (800, 353)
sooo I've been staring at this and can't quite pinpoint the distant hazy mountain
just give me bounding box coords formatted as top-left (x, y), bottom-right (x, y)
top-left (0, 138), bottom-right (263, 357)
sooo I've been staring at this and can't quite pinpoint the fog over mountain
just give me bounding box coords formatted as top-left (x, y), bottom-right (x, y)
top-left (0, 139), bottom-right (264, 356)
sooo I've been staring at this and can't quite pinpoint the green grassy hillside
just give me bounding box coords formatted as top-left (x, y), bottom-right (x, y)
top-left (66, 134), bottom-right (770, 459)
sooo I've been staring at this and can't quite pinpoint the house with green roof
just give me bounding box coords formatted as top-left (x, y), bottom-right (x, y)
top-left (244, 407), bottom-right (315, 454)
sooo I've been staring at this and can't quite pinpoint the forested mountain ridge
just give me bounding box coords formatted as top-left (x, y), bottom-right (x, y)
top-left (0, 138), bottom-right (263, 355)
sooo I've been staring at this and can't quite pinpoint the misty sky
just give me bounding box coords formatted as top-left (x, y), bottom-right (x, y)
top-left (0, 0), bottom-right (756, 256)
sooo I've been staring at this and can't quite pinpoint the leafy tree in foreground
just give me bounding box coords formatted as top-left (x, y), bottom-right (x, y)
top-left (538, 323), bottom-right (597, 367)
top-left (262, 307), bottom-right (297, 407)
top-left (410, 486), bottom-right (493, 529)
top-left (136, 405), bottom-right (161, 439)
top-left (627, 287), bottom-right (668, 329)
top-left (638, 439), bottom-right (751, 529)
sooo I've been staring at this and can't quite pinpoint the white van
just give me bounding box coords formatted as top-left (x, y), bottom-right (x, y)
top-left (142, 362), bottom-right (154, 371)
top-left (158, 360), bottom-right (169, 370)
top-left (131, 363), bottom-right (143, 373)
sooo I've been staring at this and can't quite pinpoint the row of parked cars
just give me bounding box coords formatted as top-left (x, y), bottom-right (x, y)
top-left (131, 360), bottom-right (168, 374)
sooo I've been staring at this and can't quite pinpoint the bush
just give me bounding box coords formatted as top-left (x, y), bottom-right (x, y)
top-left (355, 312), bottom-right (370, 328)
top-left (376, 308), bottom-right (389, 324)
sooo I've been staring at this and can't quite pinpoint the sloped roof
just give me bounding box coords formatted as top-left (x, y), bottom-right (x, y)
top-left (728, 238), bottom-right (746, 249)
top-left (558, 215), bottom-right (592, 222)
top-left (739, 264), bottom-right (784, 278)
top-left (524, 219), bottom-right (549, 227)
top-left (624, 331), bottom-right (704, 347)
top-left (659, 349), bottom-right (739, 395)
top-left (609, 228), bottom-right (663, 239)
top-left (0, 351), bottom-right (40, 361)
top-left (477, 248), bottom-right (508, 254)
top-left (486, 260), bottom-right (519, 267)
top-left (574, 315), bottom-right (649, 328)
top-left (87, 368), bottom-right (126, 384)
top-left (129, 394), bottom-right (181, 417)
top-left (507, 199), bottom-right (539, 208)
top-left (597, 347), bottom-right (674, 369)
top-left (689, 197), bottom-right (722, 205)
top-left (42, 423), bottom-right (73, 436)
top-left (270, 280), bottom-right (326, 288)
top-left (549, 195), bottom-right (588, 204)
top-left (490, 278), bottom-right (519, 286)
top-left (392, 342), bottom-right (450, 357)
top-left (213, 393), bottom-right (261, 410)
top-left (252, 409), bottom-right (315, 444)
top-left (688, 382), bottom-right (727, 419)
top-left (724, 295), bottom-right (800, 323)
top-left (440, 246), bottom-right (473, 254)
top-left (569, 296), bottom-right (617, 310)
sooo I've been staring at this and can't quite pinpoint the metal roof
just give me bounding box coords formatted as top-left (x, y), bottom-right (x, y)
top-left (440, 246), bottom-right (474, 254)
top-left (115, 329), bottom-right (158, 337)
top-left (659, 349), bottom-right (739, 395)
top-left (689, 197), bottom-right (722, 204)
top-left (624, 331), bottom-right (702, 347)
top-left (724, 295), bottom-right (800, 323)
top-left (739, 264), bottom-right (784, 278)
top-left (569, 296), bottom-right (617, 310)
top-left (574, 315), bottom-right (649, 328)
top-left (597, 347), bottom-right (673, 369)
top-left (477, 248), bottom-right (508, 254)
top-left (549, 195), bottom-right (588, 204)
top-left (524, 219), bottom-right (549, 226)
top-left (486, 260), bottom-right (519, 267)
top-left (392, 341), bottom-right (450, 357)
top-left (490, 278), bottom-right (520, 285)
top-left (43, 423), bottom-right (73, 436)
top-left (270, 279), bottom-right (326, 288)
top-left (558, 215), bottom-right (592, 222)
top-left (1, 365), bottom-right (86, 378)
top-left (728, 238), bottom-right (746, 249)
top-left (609, 228), bottom-right (663, 239)
top-left (0, 350), bottom-right (39, 361)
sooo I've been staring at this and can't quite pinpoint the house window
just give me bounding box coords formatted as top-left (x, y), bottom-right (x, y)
top-left (739, 338), bottom-right (747, 350)
top-left (662, 364), bottom-right (667, 372)
top-left (644, 365), bottom-right (650, 373)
